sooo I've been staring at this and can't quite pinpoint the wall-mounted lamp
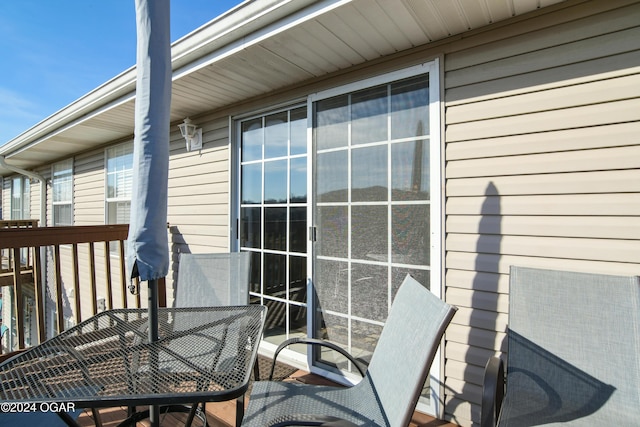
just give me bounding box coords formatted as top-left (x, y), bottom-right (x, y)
top-left (178, 117), bottom-right (202, 151)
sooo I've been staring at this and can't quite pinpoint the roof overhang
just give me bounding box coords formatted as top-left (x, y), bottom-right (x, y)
top-left (0, 0), bottom-right (567, 176)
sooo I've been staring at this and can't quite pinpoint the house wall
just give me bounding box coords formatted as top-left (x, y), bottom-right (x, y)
top-left (439, 1), bottom-right (640, 425)
top-left (166, 115), bottom-right (233, 303)
top-left (201, 3), bottom-right (638, 424)
top-left (2, 0), bottom-right (637, 424)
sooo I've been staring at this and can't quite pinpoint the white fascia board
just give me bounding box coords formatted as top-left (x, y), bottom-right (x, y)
top-left (172, 0), bottom-right (352, 80)
top-left (0, 69), bottom-right (137, 156)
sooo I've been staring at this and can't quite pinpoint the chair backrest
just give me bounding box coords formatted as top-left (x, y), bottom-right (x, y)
top-left (505, 266), bottom-right (640, 424)
top-left (361, 274), bottom-right (457, 427)
top-left (176, 252), bottom-right (251, 308)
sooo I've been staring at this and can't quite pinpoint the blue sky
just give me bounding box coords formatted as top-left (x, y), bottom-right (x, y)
top-left (0, 0), bottom-right (243, 145)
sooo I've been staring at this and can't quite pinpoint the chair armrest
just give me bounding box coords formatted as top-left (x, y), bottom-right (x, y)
top-left (269, 338), bottom-right (367, 380)
top-left (268, 414), bottom-right (360, 427)
top-left (481, 356), bottom-right (505, 427)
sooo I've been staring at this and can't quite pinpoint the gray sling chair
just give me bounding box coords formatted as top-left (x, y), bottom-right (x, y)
top-left (126, 252), bottom-right (253, 427)
top-left (241, 274), bottom-right (457, 427)
top-left (481, 266), bottom-right (640, 427)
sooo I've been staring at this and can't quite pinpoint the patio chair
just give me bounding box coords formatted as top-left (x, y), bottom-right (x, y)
top-left (175, 252), bottom-right (251, 309)
top-left (241, 274), bottom-right (457, 427)
top-left (481, 266), bottom-right (640, 427)
top-left (127, 252), bottom-right (253, 427)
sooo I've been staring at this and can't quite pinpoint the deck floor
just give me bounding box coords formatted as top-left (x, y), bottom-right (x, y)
top-left (77, 362), bottom-right (459, 427)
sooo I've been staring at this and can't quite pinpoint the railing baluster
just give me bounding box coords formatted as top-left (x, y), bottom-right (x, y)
top-left (0, 223), bottom-right (169, 351)
top-left (118, 239), bottom-right (127, 308)
top-left (54, 245), bottom-right (64, 334)
top-left (158, 277), bottom-right (166, 307)
top-left (135, 277), bottom-right (141, 308)
top-left (104, 241), bottom-right (114, 310)
top-left (88, 242), bottom-right (98, 316)
top-left (72, 243), bottom-right (81, 326)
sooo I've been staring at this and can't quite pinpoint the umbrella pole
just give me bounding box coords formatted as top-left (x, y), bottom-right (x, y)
top-left (148, 279), bottom-right (160, 427)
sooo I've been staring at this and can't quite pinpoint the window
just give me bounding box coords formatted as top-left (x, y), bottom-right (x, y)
top-left (106, 142), bottom-right (133, 224)
top-left (106, 143), bottom-right (133, 252)
top-left (52, 159), bottom-right (73, 226)
top-left (11, 176), bottom-right (30, 220)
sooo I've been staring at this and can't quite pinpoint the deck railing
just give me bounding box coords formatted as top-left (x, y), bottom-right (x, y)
top-left (0, 222), bottom-right (166, 353)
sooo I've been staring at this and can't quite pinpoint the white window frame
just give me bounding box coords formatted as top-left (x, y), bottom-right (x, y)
top-left (11, 176), bottom-right (30, 220)
top-left (105, 142), bottom-right (133, 225)
top-left (105, 142), bottom-right (133, 254)
top-left (52, 158), bottom-right (74, 226)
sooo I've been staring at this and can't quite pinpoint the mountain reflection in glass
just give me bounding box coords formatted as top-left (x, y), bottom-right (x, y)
top-left (313, 73), bottom-right (432, 375)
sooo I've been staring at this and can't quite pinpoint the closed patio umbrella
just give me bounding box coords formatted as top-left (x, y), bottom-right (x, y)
top-left (126, 0), bottom-right (171, 425)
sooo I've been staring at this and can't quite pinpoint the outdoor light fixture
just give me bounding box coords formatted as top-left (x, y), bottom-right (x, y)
top-left (178, 117), bottom-right (202, 151)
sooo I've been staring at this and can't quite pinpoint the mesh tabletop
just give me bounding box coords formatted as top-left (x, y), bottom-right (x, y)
top-left (0, 306), bottom-right (266, 408)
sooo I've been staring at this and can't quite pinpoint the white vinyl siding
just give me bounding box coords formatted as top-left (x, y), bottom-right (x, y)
top-left (74, 149), bottom-right (109, 225)
top-left (2, 1), bottom-right (636, 425)
top-left (441, 1), bottom-right (640, 425)
top-left (167, 115), bottom-right (231, 255)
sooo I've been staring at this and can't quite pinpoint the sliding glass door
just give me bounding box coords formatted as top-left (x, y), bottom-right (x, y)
top-left (310, 62), bottom-right (441, 412)
top-left (236, 61), bottom-right (441, 412)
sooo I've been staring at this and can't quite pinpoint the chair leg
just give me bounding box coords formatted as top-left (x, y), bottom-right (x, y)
top-left (253, 359), bottom-right (261, 380)
top-left (236, 395), bottom-right (245, 427)
top-left (185, 403), bottom-right (199, 427)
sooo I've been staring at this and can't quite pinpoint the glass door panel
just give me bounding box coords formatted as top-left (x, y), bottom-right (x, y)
top-left (239, 106), bottom-right (308, 349)
top-left (311, 69), bottom-right (439, 412)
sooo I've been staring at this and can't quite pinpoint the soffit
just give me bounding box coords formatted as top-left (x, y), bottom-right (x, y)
top-left (0, 0), bottom-right (566, 175)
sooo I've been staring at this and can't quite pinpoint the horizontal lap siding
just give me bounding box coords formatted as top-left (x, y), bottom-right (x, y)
top-left (68, 149), bottom-right (137, 320)
top-left (74, 149), bottom-right (107, 225)
top-left (442, 1), bottom-right (640, 425)
top-left (167, 116), bottom-right (231, 257)
top-left (35, 117), bottom-right (232, 316)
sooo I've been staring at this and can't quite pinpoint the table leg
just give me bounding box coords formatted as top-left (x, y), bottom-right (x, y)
top-left (150, 404), bottom-right (160, 427)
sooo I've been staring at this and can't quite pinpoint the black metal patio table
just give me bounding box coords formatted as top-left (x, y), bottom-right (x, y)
top-left (0, 305), bottom-right (267, 427)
